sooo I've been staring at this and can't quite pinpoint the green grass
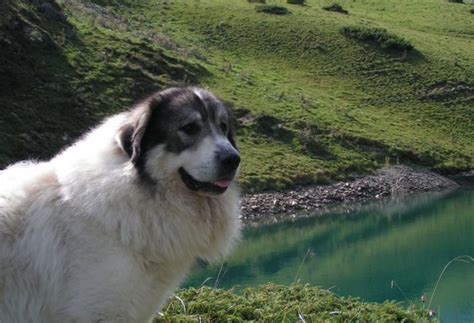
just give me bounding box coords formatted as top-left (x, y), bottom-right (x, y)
top-left (1, 0), bottom-right (473, 191)
top-left (156, 284), bottom-right (433, 322)
top-left (255, 5), bottom-right (291, 15)
top-left (0, 0), bottom-right (205, 165)
top-left (341, 26), bottom-right (414, 51)
top-left (287, 0), bottom-right (306, 4)
top-left (322, 3), bottom-right (349, 14)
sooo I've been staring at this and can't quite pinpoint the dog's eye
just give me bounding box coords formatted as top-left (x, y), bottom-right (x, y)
top-left (220, 122), bottom-right (228, 133)
top-left (180, 122), bottom-right (200, 136)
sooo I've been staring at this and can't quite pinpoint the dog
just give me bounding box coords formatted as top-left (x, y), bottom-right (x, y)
top-left (0, 87), bottom-right (241, 322)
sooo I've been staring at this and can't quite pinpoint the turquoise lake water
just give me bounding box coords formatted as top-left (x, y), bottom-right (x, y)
top-left (185, 188), bottom-right (474, 322)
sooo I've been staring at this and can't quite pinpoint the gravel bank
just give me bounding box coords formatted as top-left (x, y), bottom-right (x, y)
top-left (241, 166), bottom-right (459, 224)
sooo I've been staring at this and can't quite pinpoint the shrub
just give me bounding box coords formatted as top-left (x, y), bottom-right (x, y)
top-left (287, 0), bottom-right (305, 5)
top-left (341, 26), bottom-right (414, 51)
top-left (255, 5), bottom-right (290, 15)
top-left (447, 0), bottom-right (463, 3)
top-left (247, 0), bottom-right (266, 3)
top-left (322, 3), bottom-right (348, 14)
top-left (470, 8), bottom-right (474, 13)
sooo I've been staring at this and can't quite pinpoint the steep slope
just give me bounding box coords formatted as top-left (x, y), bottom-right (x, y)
top-left (0, 0), bottom-right (207, 165)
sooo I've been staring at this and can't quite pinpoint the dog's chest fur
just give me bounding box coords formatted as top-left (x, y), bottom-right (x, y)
top-left (58, 190), bottom-right (236, 322)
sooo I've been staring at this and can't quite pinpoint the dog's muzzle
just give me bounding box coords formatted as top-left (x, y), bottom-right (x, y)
top-left (179, 150), bottom-right (240, 194)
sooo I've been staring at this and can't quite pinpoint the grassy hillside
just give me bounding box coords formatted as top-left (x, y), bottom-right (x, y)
top-left (1, 0), bottom-right (473, 191)
top-left (0, 0), bottom-right (205, 166)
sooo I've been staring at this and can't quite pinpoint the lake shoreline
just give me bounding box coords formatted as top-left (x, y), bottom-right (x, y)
top-left (240, 165), bottom-right (462, 224)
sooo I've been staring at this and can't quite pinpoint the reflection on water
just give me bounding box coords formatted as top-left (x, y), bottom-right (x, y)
top-left (185, 189), bottom-right (474, 322)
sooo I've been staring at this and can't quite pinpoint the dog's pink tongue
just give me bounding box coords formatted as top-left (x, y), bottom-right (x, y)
top-left (213, 180), bottom-right (232, 188)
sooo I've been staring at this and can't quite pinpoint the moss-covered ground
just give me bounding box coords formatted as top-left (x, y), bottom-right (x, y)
top-left (156, 284), bottom-right (433, 322)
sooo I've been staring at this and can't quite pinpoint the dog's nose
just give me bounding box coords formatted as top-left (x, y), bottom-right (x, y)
top-left (220, 152), bottom-right (240, 173)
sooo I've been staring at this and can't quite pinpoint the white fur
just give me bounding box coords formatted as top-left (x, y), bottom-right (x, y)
top-left (0, 112), bottom-right (241, 322)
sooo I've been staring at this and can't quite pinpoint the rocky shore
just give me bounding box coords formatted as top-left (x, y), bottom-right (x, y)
top-left (240, 166), bottom-right (459, 224)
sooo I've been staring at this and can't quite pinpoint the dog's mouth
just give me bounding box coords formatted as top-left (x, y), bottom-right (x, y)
top-left (179, 167), bottom-right (233, 194)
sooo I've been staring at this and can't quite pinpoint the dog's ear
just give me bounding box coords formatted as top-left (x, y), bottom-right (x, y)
top-left (116, 89), bottom-right (181, 164)
top-left (116, 123), bottom-right (135, 158)
top-left (116, 91), bottom-right (170, 164)
top-left (116, 105), bottom-right (153, 164)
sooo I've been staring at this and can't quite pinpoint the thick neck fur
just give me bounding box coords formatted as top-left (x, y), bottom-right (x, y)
top-left (51, 114), bottom-right (241, 264)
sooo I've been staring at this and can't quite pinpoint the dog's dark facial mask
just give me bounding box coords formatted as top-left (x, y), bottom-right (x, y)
top-left (116, 87), bottom-right (240, 194)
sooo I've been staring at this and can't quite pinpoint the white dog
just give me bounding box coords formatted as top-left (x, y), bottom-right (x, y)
top-left (0, 87), bottom-right (241, 322)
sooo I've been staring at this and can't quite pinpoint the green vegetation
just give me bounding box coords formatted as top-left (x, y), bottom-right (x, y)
top-left (322, 3), bottom-right (349, 14)
top-left (1, 0), bottom-right (473, 191)
top-left (0, 0), bottom-right (205, 167)
top-left (156, 284), bottom-right (432, 322)
top-left (287, 0), bottom-right (305, 5)
top-left (255, 4), bottom-right (290, 15)
top-left (341, 26), bottom-right (414, 51)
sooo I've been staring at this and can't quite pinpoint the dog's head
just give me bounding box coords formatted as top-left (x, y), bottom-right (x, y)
top-left (116, 87), bottom-right (240, 195)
